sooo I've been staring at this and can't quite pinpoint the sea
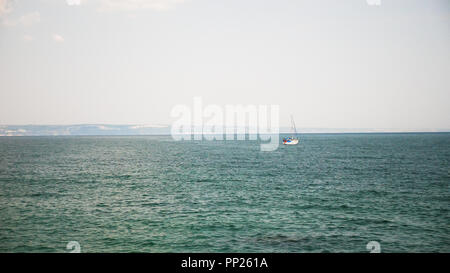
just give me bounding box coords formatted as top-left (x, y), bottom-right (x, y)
top-left (0, 133), bottom-right (448, 252)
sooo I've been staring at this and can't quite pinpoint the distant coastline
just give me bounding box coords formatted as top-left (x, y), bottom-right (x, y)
top-left (0, 125), bottom-right (449, 136)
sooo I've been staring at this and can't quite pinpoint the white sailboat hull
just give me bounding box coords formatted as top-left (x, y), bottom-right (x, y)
top-left (283, 139), bottom-right (299, 145)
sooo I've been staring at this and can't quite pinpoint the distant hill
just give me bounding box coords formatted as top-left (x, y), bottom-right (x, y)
top-left (0, 125), bottom-right (170, 136)
top-left (0, 125), bottom-right (448, 136)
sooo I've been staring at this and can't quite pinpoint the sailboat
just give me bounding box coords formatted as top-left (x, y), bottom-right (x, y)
top-left (282, 115), bottom-right (299, 145)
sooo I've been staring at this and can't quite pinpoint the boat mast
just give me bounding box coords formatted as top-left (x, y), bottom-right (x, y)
top-left (290, 115), bottom-right (298, 138)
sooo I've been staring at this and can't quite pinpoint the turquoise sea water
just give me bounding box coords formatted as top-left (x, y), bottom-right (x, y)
top-left (0, 133), bottom-right (448, 252)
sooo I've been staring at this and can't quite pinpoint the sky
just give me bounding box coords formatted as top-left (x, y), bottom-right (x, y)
top-left (0, 0), bottom-right (449, 130)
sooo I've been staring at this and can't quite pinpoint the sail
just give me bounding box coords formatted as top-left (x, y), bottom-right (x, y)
top-left (283, 115), bottom-right (299, 145)
top-left (290, 115), bottom-right (298, 138)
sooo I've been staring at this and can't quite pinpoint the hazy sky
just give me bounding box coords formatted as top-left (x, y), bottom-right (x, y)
top-left (0, 0), bottom-right (449, 129)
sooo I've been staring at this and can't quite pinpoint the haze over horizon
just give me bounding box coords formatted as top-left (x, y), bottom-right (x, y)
top-left (1, 0), bottom-right (449, 130)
